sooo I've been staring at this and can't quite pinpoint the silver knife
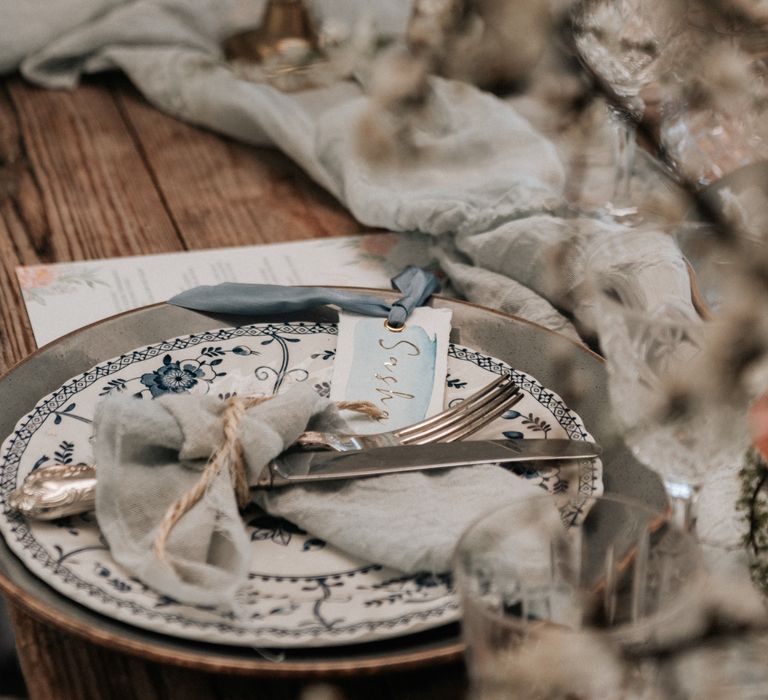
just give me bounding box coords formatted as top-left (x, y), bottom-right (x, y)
top-left (9, 439), bottom-right (600, 519)
top-left (255, 439), bottom-right (601, 489)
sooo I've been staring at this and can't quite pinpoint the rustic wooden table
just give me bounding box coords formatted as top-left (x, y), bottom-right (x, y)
top-left (0, 74), bottom-right (466, 700)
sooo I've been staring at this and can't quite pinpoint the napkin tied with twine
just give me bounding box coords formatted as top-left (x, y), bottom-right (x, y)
top-left (93, 386), bottom-right (320, 606)
top-left (93, 384), bottom-right (543, 608)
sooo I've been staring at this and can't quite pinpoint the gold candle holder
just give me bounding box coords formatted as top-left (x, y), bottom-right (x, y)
top-left (224, 0), bottom-right (318, 64)
top-left (224, 0), bottom-right (333, 91)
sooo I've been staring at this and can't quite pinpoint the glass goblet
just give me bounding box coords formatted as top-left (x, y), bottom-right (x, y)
top-left (574, 0), bottom-right (680, 210)
top-left (586, 281), bottom-right (750, 533)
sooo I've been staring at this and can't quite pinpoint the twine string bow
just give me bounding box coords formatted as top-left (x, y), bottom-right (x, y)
top-left (152, 394), bottom-right (383, 562)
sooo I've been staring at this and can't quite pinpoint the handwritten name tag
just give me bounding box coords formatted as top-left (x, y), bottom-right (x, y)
top-left (331, 308), bottom-right (453, 434)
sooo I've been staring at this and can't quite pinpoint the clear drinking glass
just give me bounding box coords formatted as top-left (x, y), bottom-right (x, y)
top-left (454, 493), bottom-right (704, 700)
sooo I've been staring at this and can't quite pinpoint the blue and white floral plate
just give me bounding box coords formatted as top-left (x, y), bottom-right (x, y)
top-left (0, 321), bottom-right (601, 648)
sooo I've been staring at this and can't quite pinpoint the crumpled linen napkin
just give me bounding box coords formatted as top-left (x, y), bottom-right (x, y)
top-left (93, 384), bottom-right (543, 607)
top-left (93, 384), bottom-right (319, 606)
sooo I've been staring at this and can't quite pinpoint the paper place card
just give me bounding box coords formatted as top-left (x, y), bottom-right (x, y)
top-left (330, 307), bottom-right (453, 434)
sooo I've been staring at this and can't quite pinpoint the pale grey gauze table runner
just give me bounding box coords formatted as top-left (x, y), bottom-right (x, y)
top-left (0, 0), bottom-right (748, 629)
top-left (0, 0), bottom-right (694, 340)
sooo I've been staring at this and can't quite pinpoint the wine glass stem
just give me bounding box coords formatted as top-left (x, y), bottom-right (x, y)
top-left (662, 477), bottom-right (701, 533)
top-left (612, 116), bottom-right (637, 206)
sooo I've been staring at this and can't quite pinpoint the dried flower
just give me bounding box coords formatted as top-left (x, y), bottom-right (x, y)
top-left (739, 447), bottom-right (768, 592)
top-left (356, 48), bottom-right (431, 163)
top-left (676, 44), bottom-right (756, 114)
top-left (479, 627), bottom-right (624, 699)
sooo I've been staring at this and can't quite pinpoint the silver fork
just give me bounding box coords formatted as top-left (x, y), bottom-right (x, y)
top-left (296, 374), bottom-right (523, 452)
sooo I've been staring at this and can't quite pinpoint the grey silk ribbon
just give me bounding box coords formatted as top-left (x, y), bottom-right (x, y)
top-left (386, 266), bottom-right (441, 326)
top-left (168, 265), bottom-right (440, 327)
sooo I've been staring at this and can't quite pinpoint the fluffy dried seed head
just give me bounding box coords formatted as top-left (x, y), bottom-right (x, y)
top-left (369, 49), bottom-right (431, 109)
top-left (355, 109), bottom-right (409, 164)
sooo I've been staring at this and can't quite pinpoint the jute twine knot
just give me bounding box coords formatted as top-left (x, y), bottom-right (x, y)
top-left (152, 394), bottom-right (384, 563)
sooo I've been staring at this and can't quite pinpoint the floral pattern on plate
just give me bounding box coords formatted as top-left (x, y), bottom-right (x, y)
top-left (0, 322), bottom-right (601, 647)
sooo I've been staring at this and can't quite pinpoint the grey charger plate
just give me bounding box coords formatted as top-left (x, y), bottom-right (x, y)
top-left (0, 292), bottom-right (666, 676)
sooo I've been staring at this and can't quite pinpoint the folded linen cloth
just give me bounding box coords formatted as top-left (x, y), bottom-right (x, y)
top-left (93, 384), bottom-right (543, 607)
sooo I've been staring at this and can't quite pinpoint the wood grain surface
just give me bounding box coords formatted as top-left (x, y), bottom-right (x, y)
top-left (0, 75), bottom-right (465, 700)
